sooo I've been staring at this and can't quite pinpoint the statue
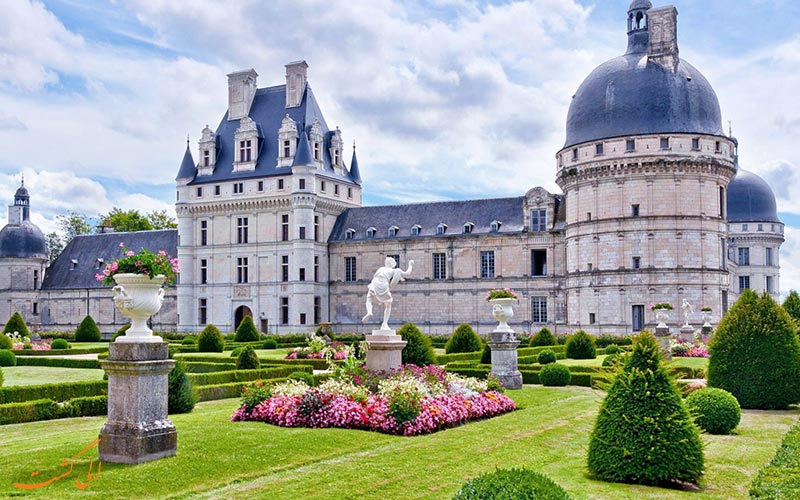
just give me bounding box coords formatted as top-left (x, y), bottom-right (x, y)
top-left (362, 257), bottom-right (414, 331)
top-left (682, 298), bottom-right (694, 328)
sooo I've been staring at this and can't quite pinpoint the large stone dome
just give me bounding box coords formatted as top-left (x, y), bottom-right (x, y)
top-left (0, 221), bottom-right (48, 259)
top-left (727, 169), bottom-right (780, 223)
top-left (564, 3), bottom-right (725, 148)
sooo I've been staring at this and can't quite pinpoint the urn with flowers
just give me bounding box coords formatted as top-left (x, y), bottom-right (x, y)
top-left (650, 302), bottom-right (673, 329)
top-left (487, 289), bottom-right (518, 333)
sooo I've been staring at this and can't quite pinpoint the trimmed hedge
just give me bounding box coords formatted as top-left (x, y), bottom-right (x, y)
top-left (75, 315), bottom-right (102, 342)
top-left (195, 376), bottom-right (290, 402)
top-left (529, 327), bottom-right (558, 347)
top-left (188, 366), bottom-right (311, 387)
top-left (0, 333), bottom-right (12, 350)
top-left (13, 346), bottom-right (108, 356)
top-left (198, 324), bottom-right (225, 353)
top-left (0, 395), bottom-right (107, 425)
top-left (565, 330), bottom-right (597, 359)
top-left (750, 421), bottom-right (800, 498)
top-left (15, 357), bottom-right (100, 369)
top-left (0, 380), bottom-right (107, 404)
top-left (398, 322), bottom-right (436, 366)
top-left (50, 338), bottom-right (70, 350)
top-left (174, 355), bottom-right (236, 364)
top-left (517, 345), bottom-right (566, 357)
top-left (540, 364), bottom-right (571, 386)
top-left (435, 351), bottom-right (482, 364)
top-left (185, 362), bottom-right (237, 373)
top-left (444, 366), bottom-right (594, 388)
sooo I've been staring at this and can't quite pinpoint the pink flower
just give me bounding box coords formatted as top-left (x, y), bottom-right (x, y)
top-left (158, 250), bottom-right (167, 256)
top-left (119, 242), bottom-right (125, 248)
top-left (95, 273), bottom-right (104, 281)
top-left (111, 262), bottom-right (118, 271)
top-left (126, 250), bottom-right (135, 256)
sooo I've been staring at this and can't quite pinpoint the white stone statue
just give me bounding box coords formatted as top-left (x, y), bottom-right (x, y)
top-left (362, 257), bottom-right (414, 331)
top-left (682, 298), bottom-right (694, 328)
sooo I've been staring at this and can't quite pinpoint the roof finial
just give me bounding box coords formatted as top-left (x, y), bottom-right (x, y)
top-left (353, 139), bottom-right (356, 151)
top-left (20, 174), bottom-right (24, 187)
top-left (186, 133), bottom-right (190, 146)
top-left (728, 120), bottom-right (733, 137)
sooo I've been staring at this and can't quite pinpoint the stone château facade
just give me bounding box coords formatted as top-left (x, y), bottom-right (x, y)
top-left (0, 1), bottom-right (785, 335)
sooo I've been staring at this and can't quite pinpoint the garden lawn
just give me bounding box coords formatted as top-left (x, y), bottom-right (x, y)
top-left (177, 349), bottom-right (293, 360)
top-left (1, 366), bottom-right (105, 386)
top-left (0, 386), bottom-right (796, 499)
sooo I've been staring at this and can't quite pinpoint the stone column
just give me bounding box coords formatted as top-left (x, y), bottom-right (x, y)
top-left (365, 329), bottom-right (406, 372)
top-left (488, 331), bottom-right (523, 389)
top-left (654, 326), bottom-right (672, 361)
top-left (99, 343), bottom-right (177, 464)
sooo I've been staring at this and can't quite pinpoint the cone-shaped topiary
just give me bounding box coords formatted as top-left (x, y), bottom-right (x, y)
top-left (566, 330), bottom-right (596, 359)
top-left (237, 345), bottom-right (261, 370)
top-left (445, 323), bottom-right (483, 354)
top-left (3, 312), bottom-right (30, 337)
top-left (783, 290), bottom-right (800, 325)
top-left (529, 327), bottom-right (557, 347)
top-left (708, 290), bottom-right (800, 409)
top-left (112, 323), bottom-right (130, 341)
top-left (398, 322), bottom-right (436, 366)
top-left (685, 387), bottom-right (741, 435)
top-left (0, 333), bottom-right (11, 351)
top-left (74, 315), bottom-right (101, 342)
top-left (168, 359), bottom-right (197, 414)
top-left (587, 330), bottom-right (704, 485)
top-left (234, 315), bottom-right (260, 342)
top-left (480, 343), bottom-right (491, 364)
top-left (197, 324), bottom-right (225, 353)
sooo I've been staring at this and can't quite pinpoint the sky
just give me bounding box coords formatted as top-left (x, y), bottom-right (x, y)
top-left (0, 0), bottom-right (798, 294)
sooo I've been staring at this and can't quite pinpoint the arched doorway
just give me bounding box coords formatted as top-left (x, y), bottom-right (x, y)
top-left (234, 305), bottom-right (253, 330)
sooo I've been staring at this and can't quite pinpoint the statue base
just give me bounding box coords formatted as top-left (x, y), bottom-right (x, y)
top-left (365, 329), bottom-right (407, 373)
top-left (488, 331), bottom-right (522, 390)
top-left (679, 325), bottom-right (695, 344)
top-left (654, 326), bottom-right (672, 361)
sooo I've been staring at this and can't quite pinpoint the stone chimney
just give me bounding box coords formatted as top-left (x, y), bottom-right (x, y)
top-left (285, 60), bottom-right (308, 108)
top-left (648, 6), bottom-right (679, 73)
top-left (227, 69), bottom-right (258, 121)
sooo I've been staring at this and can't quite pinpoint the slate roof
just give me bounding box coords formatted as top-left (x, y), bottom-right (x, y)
top-left (329, 197), bottom-right (526, 242)
top-left (727, 169), bottom-right (780, 223)
top-left (0, 221), bottom-right (48, 260)
top-left (176, 141), bottom-right (196, 180)
top-left (41, 230), bottom-right (178, 290)
top-left (182, 84), bottom-right (360, 186)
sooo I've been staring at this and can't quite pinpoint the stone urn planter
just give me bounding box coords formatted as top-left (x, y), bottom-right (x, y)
top-left (701, 311), bottom-right (713, 329)
top-left (490, 298), bottom-right (516, 334)
top-left (112, 273), bottom-right (166, 343)
top-left (654, 308), bottom-right (670, 329)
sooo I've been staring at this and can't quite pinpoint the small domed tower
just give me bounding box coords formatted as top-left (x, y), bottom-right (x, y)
top-left (556, 2), bottom-right (736, 333)
top-left (0, 180), bottom-right (49, 325)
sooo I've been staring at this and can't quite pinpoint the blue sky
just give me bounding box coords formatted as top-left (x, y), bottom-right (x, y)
top-left (0, 0), bottom-right (798, 293)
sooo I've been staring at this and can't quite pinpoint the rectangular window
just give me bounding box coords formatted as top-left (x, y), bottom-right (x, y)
top-left (531, 249), bottom-right (547, 276)
top-left (715, 140), bottom-right (721, 153)
top-left (314, 296), bottom-right (321, 325)
top-left (236, 217), bottom-right (248, 244)
top-left (631, 204), bottom-right (640, 217)
top-left (626, 139), bottom-right (635, 151)
top-left (595, 143), bottom-right (603, 155)
top-left (236, 257), bottom-right (249, 284)
top-left (281, 214), bottom-right (289, 241)
top-left (480, 251), bottom-right (495, 279)
top-left (719, 187), bottom-right (725, 217)
top-left (587, 263), bottom-right (593, 271)
top-left (214, 185), bottom-right (220, 196)
top-left (348, 187), bottom-right (353, 198)
top-left (586, 212), bottom-right (592, 221)
top-left (203, 150), bottom-right (210, 166)
top-left (742, 224), bottom-right (748, 231)
top-left (299, 226), bottom-right (306, 240)
top-left (239, 139), bottom-right (252, 162)
top-left (692, 137), bottom-right (700, 150)
top-left (196, 187), bottom-right (203, 197)
top-left (299, 178), bottom-right (306, 190)
top-left (283, 140), bottom-right (291, 158)
top-left (314, 216), bottom-right (320, 241)
top-left (738, 247), bottom-right (750, 266)
top-left (320, 181), bottom-right (326, 192)
top-left (314, 256), bottom-right (319, 282)
top-left (589, 313), bottom-right (596, 324)
top-left (32, 302), bottom-right (39, 315)
top-left (233, 182), bottom-right (243, 194)
top-left (766, 276), bottom-right (774, 294)
top-left (299, 268), bottom-right (306, 281)
top-left (33, 270), bottom-right (39, 289)
top-left (345, 256), bottom-right (357, 282)
top-left (200, 259), bottom-right (208, 284)
top-left (278, 179), bottom-right (285, 190)
top-left (766, 247), bottom-right (773, 266)
top-left (758, 223), bottom-right (763, 231)
top-left (531, 209), bottom-right (547, 232)
top-left (257, 180), bottom-right (264, 191)
top-left (660, 137), bottom-right (670, 149)
top-left (531, 296), bottom-right (548, 324)
top-left (387, 254), bottom-right (400, 269)
top-left (739, 275), bottom-right (750, 292)
top-left (334, 185), bottom-right (339, 196)
top-left (282, 255), bottom-right (289, 282)
top-left (632, 304), bottom-right (644, 332)
top-left (433, 253), bottom-right (447, 280)
top-left (572, 148), bottom-right (578, 160)
top-left (280, 297), bottom-right (289, 325)
top-left (313, 142), bottom-right (320, 160)
top-left (200, 220), bottom-right (208, 246)
top-left (199, 299), bottom-right (207, 325)
top-left (300, 312), bottom-right (307, 325)
top-left (333, 149), bottom-right (340, 166)
top-left (632, 256), bottom-right (641, 269)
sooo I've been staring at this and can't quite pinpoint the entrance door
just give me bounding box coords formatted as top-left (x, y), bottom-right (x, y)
top-left (632, 305), bottom-right (645, 332)
top-left (234, 305), bottom-right (253, 330)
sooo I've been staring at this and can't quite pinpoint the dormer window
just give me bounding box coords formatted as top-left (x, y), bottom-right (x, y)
top-left (436, 223), bottom-right (447, 235)
top-left (233, 116), bottom-right (258, 172)
top-left (411, 224), bottom-right (421, 237)
top-left (329, 127), bottom-right (344, 174)
top-left (309, 119), bottom-right (324, 168)
top-left (95, 258), bottom-right (104, 270)
top-left (278, 114), bottom-right (298, 167)
top-left (239, 140), bottom-right (252, 162)
top-left (70, 259), bottom-right (78, 270)
top-left (490, 220), bottom-right (502, 232)
top-left (463, 222), bottom-right (474, 234)
top-left (366, 227), bottom-right (376, 239)
top-left (388, 226), bottom-right (398, 238)
top-left (345, 228), bottom-right (355, 240)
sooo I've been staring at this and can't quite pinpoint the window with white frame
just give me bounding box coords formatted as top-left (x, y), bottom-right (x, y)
top-left (490, 220), bottom-right (501, 232)
top-left (480, 251), bottom-right (495, 279)
top-left (766, 247), bottom-right (774, 266)
top-left (345, 228), bottom-right (355, 240)
top-left (200, 259), bottom-right (208, 284)
top-left (739, 275), bottom-right (750, 291)
top-left (411, 225), bottom-right (421, 236)
top-left (738, 247), bottom-right (750, 266)
top-left (236, 257), bottom-right (249, 284)
top-left (387, 254), bottom-right (400, 269)
top-left (531, 296), bottom-right (547, 323)
top-left (366, 227), bottom-right (376, 239)
top-left (236, 217), bottom-right (248, 244)
top-left (531, 209), bottom-right (547, 232)
top-left (388, 226), bottom-right (398, 238)
top-left (433, 253), bottom-right (446, 280)
top-left (436, 223), bottom-right (447, 235)
top-left (345, 257), bottom-right (357, 282)
top-left (463, 222), bottom-right (474, 234)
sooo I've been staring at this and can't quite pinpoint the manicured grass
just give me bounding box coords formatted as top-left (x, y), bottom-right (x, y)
top-left (558, 356), bottom-right (606, 367)
top-left (667, 357), bottom-right (709, 371)
top-left (1, 366), bottom-right (105, 387)
top-left (0, 387), bottom-right (796, 499)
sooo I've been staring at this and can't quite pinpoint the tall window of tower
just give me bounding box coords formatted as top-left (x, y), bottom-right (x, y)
top-left (531, 296), bottom-right (548, 324)
top-left (314, 216), bottom-right (320, 241)
top-left (333, 149), bottom-right (340, 166)
top-left (766, 248), bottom-right (774, 266)
top-left (314, 296), bottom-right (321, 324)
top-left (33, 270), bottom-right (39, 289)
top-left (197, 187), bottom-right (203, 198)
top-left (314, 256), bottom-right (320, 282)
top-left (719, 187), bottom-right (725, 217)
top-left (233, 182), bottom-right (244, 194)
top-left (738, 247), bottom-right (750, 266)
top-left (236, 257), bottom-right (249, 283)
top-left (595, 143), bottom-right (603, 155)
top-left (214, 185), bottom-right (220, 195)
top-left (433, 253), bottom-right (447, 280)
top-left (766, 276), bottom-right (774, 294)
top-left (299, 179), bottom-right (306, 190)
top-left (200, 259), bottom-right (208, 284)
top-left (281, 255), bottom-right (289, 282)
top-left (345, 257), bottom-right (357, 282)
top-left (692, 138), bottom-right (700, 150)
top-left (280, 297), bottom-right (289, 325)
top-left (632, 256), bottom-right (641, 269)
top-left (480, 251), bottom-right (495, 279)
top-left (572, 148), bottom-right (578, 160)
top-left (299, 268), bottom-right (306, 281)
top-left (299, 226), bottom-right (306, 240)
top-left (199, 298), bottom-right (207, 325)
top-left (631, 204), bottom-right (640, 217)
top-left (236, 217), bottom-right (248, 244)
top-left (200, 220), bottom-right (208, 246)
top-left (313, 142), bottom-right (320, 161)
top-left (281, 214), bottom-right (289, 241)
top-left (531, 250), bottom-right (547, 276)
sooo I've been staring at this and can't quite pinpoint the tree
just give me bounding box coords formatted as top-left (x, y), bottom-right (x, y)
top-left (146, 210), bottom-right (177, 229)
top-left (168, 359), bottom-right (197, 414)
top-left (48, 212), bottom-right (93, 261)
top-left (45, 232), bottom-right (64, 262)
top-left (100, 208), bottom-right (153, 232)
top-left (782, 290), bottom-right (800, 325)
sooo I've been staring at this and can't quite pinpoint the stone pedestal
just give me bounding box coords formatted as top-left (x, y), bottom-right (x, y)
top-left (679, 325), bottom-right (695, 344)
top-left (99, 342), bottom-right (177, 464)
top-left (365, 330), bottom-right (406, 372)
top-left (488, 331), bottom-right (522, 389)
top-left (654, 326), bottom-right (672, 360)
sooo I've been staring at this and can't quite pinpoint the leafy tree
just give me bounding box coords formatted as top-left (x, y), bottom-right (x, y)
top-left (146, 210), bottom-right (177, 229)
top-left (234, 316), bottom-right (260, 342)
top-left (782, 290), bottom-right (800, 325)
top-left (587, 330), bottom-right (704, 485)
top-left (45, 232), bottom-right (64, 262)
top-left (100, 208), bottom-right (153, 232)
top-left (47, 212), bottom-right (94, 261)
top-left (3, 312), bottom-right (30, 337)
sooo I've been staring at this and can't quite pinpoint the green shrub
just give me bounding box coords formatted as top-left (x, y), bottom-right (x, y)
top-left (288, 371), bottom-right (315, 386)
top-left (750, 421), bottom-right (800, 498)
top-left (112, 323), bottom-right (131, 341)
top-left (783, 290), bottom-right (800, 325)
top-left (587, 330), bottom-right (704, 485)
top-left (15, 357), bottom-right (99, 369)
top-left (168, 359), bottom-right (197, 414)
top-left (74, 315), bottom-right (101, 342)
top-left (529, 327), bottom-right (557, 347)
top-left (565, 330), bottom-right (596, 359)
top-left (685, 387), bottom-right (741, 435)
top-left (197, 324), bottom-right (225, 353)
top-left (596, 334), bottom-right (632, 347)
top-left (0, 367), bottom-right (3, 387)
top-left (708, 290), bottom-right (800, 409)
top-left (604, 344), bottom-right (621, 355)
top-left (0, 380), bottom-right (107, 404)
top-left (0, 350), bottom-right (16, 367)
top-left (50, 338), bottom-right (70, 350)
top-left (452, 467), bottom-right (572, 500)
top-left (3, 312), bottom-right (30, 337)
top-left (601, 353), bottom-right (624, 367)
top-left (234, 316), bottom-right (260, 342)
top-left (480, 343), bottom-right (491, 364)
top-left (263, 338), bottom-right (278, 350)
top-left (230, 347), bottom-right (242, 357)
top-left (237, 345), bottom-right (261, 370)
top-left (0, 334), bottom-right (11, 351)
top-left (398, 323), bottom-right (436, 366)
top-left (181, 336), bottom-right (196, 345)
top-left (540, 363), bottom-right (571, 386)
top-left (538, 349), bottom-right (557, 365)
top-left (445, 323), bottom-right (483, 354)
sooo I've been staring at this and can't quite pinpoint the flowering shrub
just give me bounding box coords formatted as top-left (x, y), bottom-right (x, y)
top-left (285, 333), bottom-right (349, 360)
top-left (670, 338), bottom-right (709, 358)
top-left (650, 302), bottom-right (674, 311)
top-left (231, 363), bottom-right (515, 436)
top-left (95, 242), bottom-right (179, 286)
top-left (7, 331), bottom-right (51, 351)
top-left (486, 288), bottom-right (518, 301)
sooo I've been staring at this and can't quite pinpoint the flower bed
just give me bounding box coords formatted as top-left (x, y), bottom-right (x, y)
top-left (670, 338), bottom-right (709, 358)
top-left (285, 333), bottom-right (350, 360)
top-left (231, 365), bottom-right (515, 436)
top-left (7, 332), bottom-right (51, 351)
